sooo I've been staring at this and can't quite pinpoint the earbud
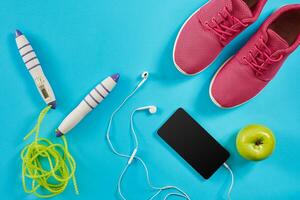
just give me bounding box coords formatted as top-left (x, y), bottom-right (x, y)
top-left (137, 105), bottom-right (157, 114)
top-left (148, 106), bottom-right (157, 114)
top-left (141, 71), bottom-right (149, 79)
top-left (137, 71), bottom-right (149, 88)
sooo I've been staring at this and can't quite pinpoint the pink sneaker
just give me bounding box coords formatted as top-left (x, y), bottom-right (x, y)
top-left (210, 4), bottom-right (300, 108)
top-left (173, 0), bottom-right (267, 75)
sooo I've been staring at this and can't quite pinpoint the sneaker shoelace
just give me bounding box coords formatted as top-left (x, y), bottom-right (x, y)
top-left (204, 7), bottom-right (249, 42)
top-left (243, 37), bottom-right (284, 77)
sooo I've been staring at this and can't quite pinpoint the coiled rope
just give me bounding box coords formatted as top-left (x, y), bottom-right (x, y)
top-left (21, 105), bottom-right (79, 198)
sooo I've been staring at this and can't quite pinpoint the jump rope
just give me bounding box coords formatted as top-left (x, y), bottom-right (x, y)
top-left (16, 30), bottom-right (78, 198)
top-left (21, 105), bottom-right (78, 198)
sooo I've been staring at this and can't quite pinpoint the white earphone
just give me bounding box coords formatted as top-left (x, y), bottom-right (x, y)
top-left (105, 72), bottom-right (191, 200)
top-left (137, 71), bottom-right (149, 88)
top-left (136, 105), bottom-right (157, 114)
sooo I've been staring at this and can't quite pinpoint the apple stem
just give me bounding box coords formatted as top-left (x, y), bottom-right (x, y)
top-left (255, 139), bottom-right (263, 146)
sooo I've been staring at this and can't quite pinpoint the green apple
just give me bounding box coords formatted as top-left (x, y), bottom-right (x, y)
top-left (236, 124), bottom-right (276, 161)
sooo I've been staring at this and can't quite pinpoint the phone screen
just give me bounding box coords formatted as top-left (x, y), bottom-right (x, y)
top-left (158, 108), bottom-right (230, 179)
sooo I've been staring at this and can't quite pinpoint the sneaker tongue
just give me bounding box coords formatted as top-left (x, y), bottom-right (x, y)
top-left (266, 29), bottom-right (289, 52)
top-left (230, 0), bottom-right (253, 19)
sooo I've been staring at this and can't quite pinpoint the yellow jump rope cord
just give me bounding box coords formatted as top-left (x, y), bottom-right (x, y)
top-left (21, 105), bottom-right (79, 198)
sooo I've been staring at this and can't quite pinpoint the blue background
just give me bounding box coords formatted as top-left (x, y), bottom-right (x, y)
top-left (0, 0), bottom-right (300, 199)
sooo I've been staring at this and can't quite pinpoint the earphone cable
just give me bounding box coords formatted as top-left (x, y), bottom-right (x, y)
top-left (106, 83), bottom-right (141, 158)
top-left (105, 75), bottom-right (191, 200)
top-left (130, 110), bottom-right (190, 200)
top-left (117, 110), bottom-right (190, 200)
top-left (223, 162), bottom-right (234, 200)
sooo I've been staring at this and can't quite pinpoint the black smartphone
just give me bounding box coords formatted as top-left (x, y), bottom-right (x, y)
top-left (158, 108), bottom-right (230, 179)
